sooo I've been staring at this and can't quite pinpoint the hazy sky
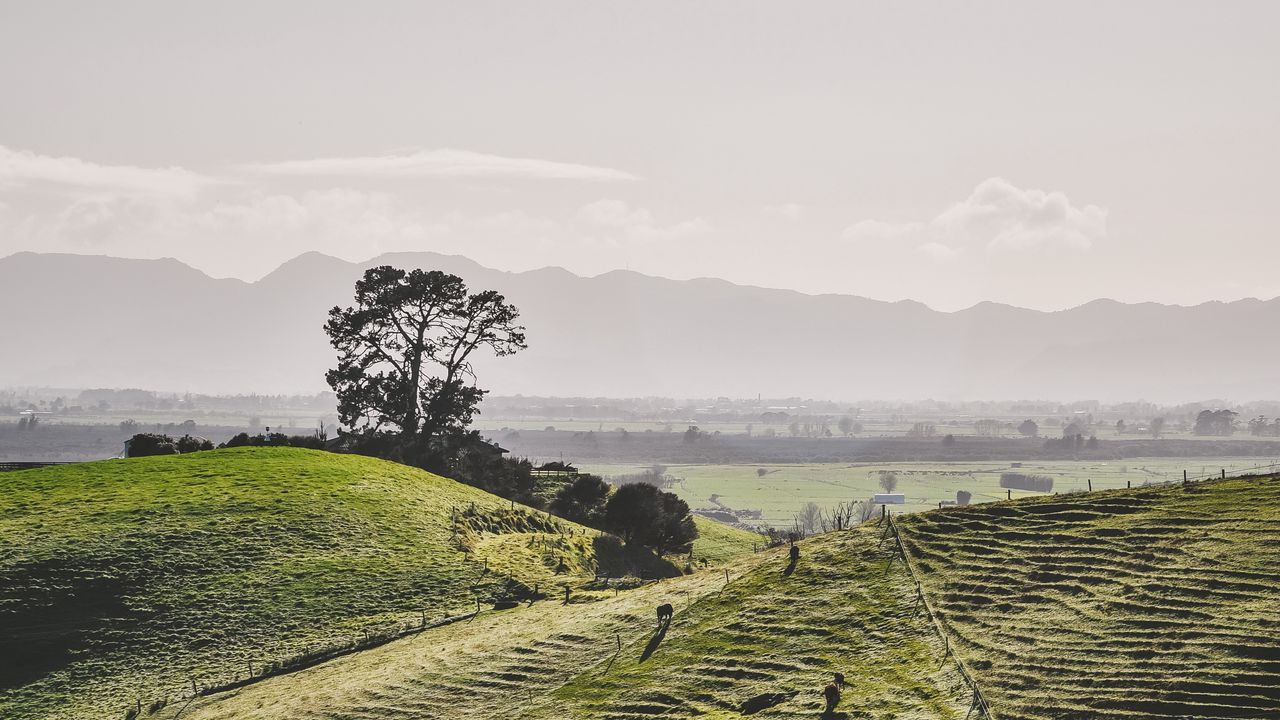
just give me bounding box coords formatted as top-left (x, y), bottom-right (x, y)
top-left (1, 1), bottom-right (1277, 311)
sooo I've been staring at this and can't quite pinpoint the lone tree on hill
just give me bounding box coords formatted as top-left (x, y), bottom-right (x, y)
top-left (325, 266), bottom-right (526, 465)
top-left (878, 471), bottom-right (899, 494)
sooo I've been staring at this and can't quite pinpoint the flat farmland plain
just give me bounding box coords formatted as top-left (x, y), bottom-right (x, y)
top-left (580, 457), bottom-right (1280, 527)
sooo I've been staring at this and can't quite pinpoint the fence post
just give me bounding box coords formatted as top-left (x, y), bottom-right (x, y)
top-left (1127, 480), bottom-right (1131, 488)
top-left (1222, 468), bottom-right (1226, 479)
top-left (1183, 469), bottom-right (1187, 482)
top-left (1007, 489), bottom-right (1011, 500)
top-left (191, 677), bottom-right (197, 696)
top-left (724, 568), bottom-right (730, 586)
top-left (1087, 478), bottom-right (1092, 492)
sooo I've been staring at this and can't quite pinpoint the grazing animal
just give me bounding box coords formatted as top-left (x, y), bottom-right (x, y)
top-left (656, 603), bottom-right (674, 625)
top-left (823, 672), bottom-right (845, 715)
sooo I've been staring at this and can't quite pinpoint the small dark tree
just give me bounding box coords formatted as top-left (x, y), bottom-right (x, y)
top-left (1150, 416), bottom-right (1166, 439)
top-left (756, 467), bottom-right (768, 477)
top-left (175, 435), bottom-right (214, 453)
top-left (837, 416), bottom-right (856, 436)
top-left (127, 433), bottom-right (179, 457)
top-left (654, 492), bottom-right (697, 555)
top-left (603, 482), bottom-right (697, 553)
top-left (1018, 419), bottom-right (1039, 437)
top-left (878, 471), bottom-right (899, 494)
top-left (550, 474), bottom-right (610, 525)
top-left (956, 490), bottom-right (972, 506)
top-left (604, 483), bottom-right (664, 544)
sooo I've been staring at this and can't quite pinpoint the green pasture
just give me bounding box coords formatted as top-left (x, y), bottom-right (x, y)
top-left (581, 456), bottom-right (1280, 526)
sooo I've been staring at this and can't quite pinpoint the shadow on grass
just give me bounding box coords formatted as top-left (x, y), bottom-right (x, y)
top-left (592, 535), bottom-right (682, 579)
top-left (639, 618), bottom-right (670, 662)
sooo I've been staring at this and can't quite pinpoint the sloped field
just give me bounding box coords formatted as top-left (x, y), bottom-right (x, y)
top-left (899, 475), bottom-right (1280, 720)
top-left (0, 449), bottom-right (756, 720)
top-left (181, 524), bottom-right (970, 720)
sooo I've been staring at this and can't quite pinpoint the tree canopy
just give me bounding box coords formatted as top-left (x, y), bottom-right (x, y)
top-left (603, 482), bottom-right (697, 555)
top-left (324, 266), bottom-right (526, 456)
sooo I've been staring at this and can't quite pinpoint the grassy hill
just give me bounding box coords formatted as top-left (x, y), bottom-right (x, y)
top-left (180, 523), bottom-right (969, 720)
top-left (177, 470), bottom-right (1280, 720)
top-left (0, 448), bottom-right (758, 720)
top-left (899, 474), bottom-right (1280, 719)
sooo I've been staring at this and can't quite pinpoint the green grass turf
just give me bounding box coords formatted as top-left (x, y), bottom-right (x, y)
top-left (180, 524), bottom-right (968, 720)
top-left (0, 448), bottom-right (757, 720)
top-left (898, 473), bottom-right (1280, 719)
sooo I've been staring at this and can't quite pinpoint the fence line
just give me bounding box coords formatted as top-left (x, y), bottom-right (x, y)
top-left (118, 465), bottom-right (1280, 718)
top-left (882, 463), bottom-right (1280, 720)
top-left (881, 513), bottom-right (993, 719)
top-left (122, 605), bottom-right (488, 719)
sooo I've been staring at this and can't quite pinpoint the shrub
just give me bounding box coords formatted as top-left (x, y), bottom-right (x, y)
top-left (175, 435), bottom-right (214, 453)
top-left (604, 482), bottom-right (697, 555)
top-left (956, 490), bottom-right (972, 506)
top-left (549, 474), bottom-right (610, 526)
top-left (1000, 473), bottom-right (1054, 492)
top-left (220, 432), bottom-right (325, 450)
top-left (126, 433), bottom-right (179, 457)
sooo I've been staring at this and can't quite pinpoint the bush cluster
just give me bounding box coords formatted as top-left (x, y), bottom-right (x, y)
top-left (999, 472), bottom-right (1054, 492)
top-left (220, 432), bottom-right (326, 450)
top-left (126, 433), bottom-right (214, 457)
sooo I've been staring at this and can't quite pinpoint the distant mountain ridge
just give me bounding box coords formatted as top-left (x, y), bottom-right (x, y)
top-left (1, 250), bottom-right (1276, 401)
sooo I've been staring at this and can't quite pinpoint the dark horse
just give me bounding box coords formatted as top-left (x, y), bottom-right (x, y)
top-left (656, 603), bottom-right (674, 627)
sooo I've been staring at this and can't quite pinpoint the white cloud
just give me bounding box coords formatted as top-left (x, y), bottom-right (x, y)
top-left (934, 177), bottom-right (1106, 251)
top-left (240, 148), bottom-right (639, 182)
top-left (0, 145), bottom-right (216, 199)
top-left (574, 199), bottom-right (710, 242)
top-left (843, 177), bottom-right (1107, 255)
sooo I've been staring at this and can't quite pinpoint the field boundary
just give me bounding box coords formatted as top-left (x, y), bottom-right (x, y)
top-left (887, 466), bottom-right (1280, 720)
top-left (127, 606), bottom-right (490, 720)
top-left (881, 514), bottom-right (993, 719)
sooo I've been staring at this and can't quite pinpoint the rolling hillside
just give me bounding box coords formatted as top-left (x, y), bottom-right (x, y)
top-left (0, 448), bottom-right (758, 720)
top-left (4, 250), bottom-right (1280, 400)
top-left (180, 522), bottom-right (968, 720)
top-left (899, 475), bottom-right (1280, 719)
top-left (177, 470), bottom-right (1280, 720)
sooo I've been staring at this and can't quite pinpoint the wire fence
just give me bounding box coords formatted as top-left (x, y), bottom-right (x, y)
top-left (102, 464), bottom-right (1280, 718)
top-left (879, 462), bottom-right (1280, 720)
top-left (879, 511), bottom-right (993, 719)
